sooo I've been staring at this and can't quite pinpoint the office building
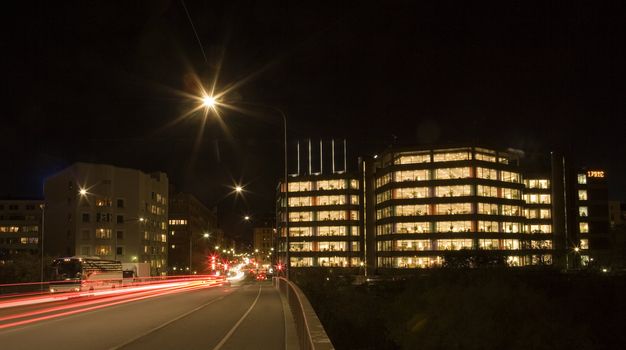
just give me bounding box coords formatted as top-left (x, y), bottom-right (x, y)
top-left (44, 163), bottom-right (169, 275)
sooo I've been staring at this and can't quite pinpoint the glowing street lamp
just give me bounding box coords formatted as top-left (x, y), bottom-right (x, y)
top-left (235, 186), bottom-right (243, 193)
top-left (79, 188), bottom-right (87, 196)
top-left (244, 215), bottom-right (250, 221)
top-left (202, 95), bottom-right (217, 108)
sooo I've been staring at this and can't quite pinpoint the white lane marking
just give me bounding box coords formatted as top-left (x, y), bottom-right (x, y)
top-left (211, 284), bottom-right (263, 350)
top-left (108, 295), bottom-right (225, 350)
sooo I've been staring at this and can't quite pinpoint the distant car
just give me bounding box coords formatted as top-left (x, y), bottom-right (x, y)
top-left (256, 273), bottom-right (267, 281)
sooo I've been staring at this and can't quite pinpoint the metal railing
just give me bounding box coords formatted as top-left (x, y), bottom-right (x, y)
top-left (273, 277), bottom-right (334, 350)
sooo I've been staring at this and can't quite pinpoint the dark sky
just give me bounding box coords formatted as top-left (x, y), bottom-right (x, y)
top-left (2, 1), bottom-right (625, 244)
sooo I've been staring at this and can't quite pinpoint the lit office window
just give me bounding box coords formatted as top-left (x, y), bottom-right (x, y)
top-left (527, 224), bottom-right (552, 234)
top-left (579, 222), bottom-right (589, 233)
top-left (289, 242), bottom-right (312, 252)
top-left (479, 239), bottom-right (500, 250)
top-left (316, 195), bottom-right (346, 206)
top-left (169, 219), bottom-right (187, 225)
top-left (433, 151), bottom-right (470, 162)
top-left (396, 204), bottom-right (430, 216)
top-left (526, 179), bottom-right (550, 189)
top-left (577, 174), bottom-right (587, 184)
top-left (95, 228), bottom-right (112, 239)
top-left (478, 221), bottom-right (499, 232)
top-left (318, 241), bottom-right (347, 252)
top-left (435, 221), bottom-right (472, 232)
top-left (289, 212), bottom-right (312, 222)
top-left (289, 196), bottom-right (312, 207)
top-left (317, 210), bottom-right (347, 221)
top-left (317, 179), bottom-right (345, 190)
top-left (351, 195), bottom-right (359, 204)
top-left (435, 185), bottom-right (472, 197)
top-left (501, 239), bottom-right (520, 250)
top-left (396, 222), bottom-right (430, 234)
top-left (500, 171), bottom-right (520, 183)
top-left (318, 257), bottom-right (348, 267)
top-left (376, 207), bottom-right (392, 219)
top-left (475, 153), bottom-right (496, 162)
top-left (395, 187), bottom-right (430, 199)
top-left (434, 203), bottom-right (472, 215)
top-left (478, 203), bottom-right (498, 215)
top-left (288, 182), bottom-right (312, 192)
top-left (530, 240), bottom-right (552, 249)
top-left (289, 227), bottom-right (312, 237)
top-left (476, 167), bottom-right (497, 180)
top-left (376, 224), bottom-right (393, 235)
top-left (350, 180), bottom-right (360, 189)
top-left (501, 188), bottom-right (521, 200)
top-left (435, 167), bottom-right (471, 179)
top-left (436, 239), bottom-right (473, 250)
top-left (376, 190), bottom-right (392, 203)
top-left (290, 257), bottom-right (313, 267)
top-left (502, 205), bottom-right (521, 216)
top-left (502, 222), bottom-right (521, 233)
top-left (395, 153), bottom-right (431, 164)
top-left (540, 209), bottom-right (551, 219)
top-left (477, 185), bottom-right (498, 197)
top-left (395, 169), bottom-right (429, 182)
top-left (317, 226), bottom-right (347, 236)
top-left (578, 190), bottom-right (588, 201)
top-left (394, 240), bottom-right (431, 251)
top-left (376, 173), bottom-right (391, 187)
top-left (579, 206), bottom-right (588, 217)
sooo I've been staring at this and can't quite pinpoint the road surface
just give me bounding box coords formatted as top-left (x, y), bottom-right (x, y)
top-left (0, 280), bottom-right (294, 350)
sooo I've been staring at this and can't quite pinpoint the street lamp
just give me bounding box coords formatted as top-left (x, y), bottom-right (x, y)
top-left (235, 186), bottom-right (243, 193)
top-left (202, 95), bottom-right (217, 108)
top-left (190, 232), bottom-right (210, 274)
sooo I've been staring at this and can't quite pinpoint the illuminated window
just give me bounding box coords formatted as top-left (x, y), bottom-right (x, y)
top-left (527, 224), bottom-right (552, 234)
top-left (316, 195), bottom-right (346, 206)
top-left (290, 257), bottom-right (313, 267)
top-left (289, 212), bottom-right (312, 222)
top-left (289, 197), bottom-right (312, 207)
top-left (433, 151), bottom-right (470, 162)
top-left (500, 171), bottom-right (520, 183)
top-left (577, 174), bottom-right (587, 184)
top-left (435, 185), bottom-right (472, 197)
top-left (287, 181), bottom-right (312, 192)
top-left (169, 219), bottom-right (188, 225)
top-left (578, 190), bottom-right (588, 201)
top-left (171, 244), bottom-right (176, 249)
top-left (435, 221), bottom-right (472, 232)
top-left (351, 195), bottom-right (359, 204)
top-left (436, 239), bottom-right (473, 250)
top-left (478, 221), bottom-right (499, 232)
top-left (395, 169), bottom-right (429, 182)
top-left (435, 203), bottom-right (472, 215)
top-left (376, 223), bottom-right (393, 235)
top-left (476, 167), bottom-right (497, 180)
top-left (393, 240), bottom-right (431, 251)
top-left (396, 222), bottom-right (430, 234)
top-left (376, 173), bottom-right (391, 187)
top-left (501, 239), bottom-right (520, 250)
top-left (435, 167), bottom-right (471, 179)
top-left (376, 207), bottom-right (392, 219)
top-left (350, 180), bottom-right (359, 189)
top-left (376, 190), bottom-right (392, 203)
top-left (395, 187), bottom-right (430, 199)
top-left (477, 185), bottom-right (498, 197)
top-left (501, 188), bottom-right (521, 200)
top-left (478, 203), bottom-right (498, 215)
top-left (530, 240), bottom-right (552, 249)
top-left (317, 180), bottom-right (345, 190)
top-left (502, 222), bottom-right (521, 233)
top-left (526, 179), bottom-right (550, 189)
top-left (540, 209), bottom-right (551, 219)
top-left (475, 153), bottom-right (496, 162)
top-left (317, 226), bottom-right (347, 236)
top-left (479, 239), bottom-right (500, 250)
top-left (318, 257), bottom-right (348, 267)
top-left (318, 241), bottom-right (347, 252)
top-left (95, 245), bottom-right (111, 255)
top-left (498, 156), bottom-right (509, 164)
top-left (579, 206), bottom-right (588, 217)
top-left (95, 228), bottom-right (112, 239)
top-left (96, 198), bottom-right (112, 207)
top-left (290, 242), bottom-right (312, 252)
top-left (317, 210), bottom-right (347, 221)
top-left (580, 239), bottom-right (589, 249)
top-left (501, 205), bottom-right (521, 216)
top-left (395, 204), bottom-right (430, 216)
top-left (579, 222), bottom-right (589, 233)
top-left (395, 153), bottom-right (431, 164)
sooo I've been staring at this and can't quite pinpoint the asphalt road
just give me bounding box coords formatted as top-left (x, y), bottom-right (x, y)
top-left (0, 280), bottom-right (289, 350)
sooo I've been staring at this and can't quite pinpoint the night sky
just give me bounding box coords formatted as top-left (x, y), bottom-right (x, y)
top-left (3, 1), bottom-right (625, 244)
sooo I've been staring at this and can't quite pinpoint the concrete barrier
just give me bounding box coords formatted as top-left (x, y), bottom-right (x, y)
top-left (273, 277), bottom-right (334, 350)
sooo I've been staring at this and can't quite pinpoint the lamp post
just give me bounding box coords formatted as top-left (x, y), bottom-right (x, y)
top-left (40, 203), bottom-right (45, 290)
top-left (199, 96), bottom-right (289, 279)
top-left (189, 232), bottom-right (210, 274)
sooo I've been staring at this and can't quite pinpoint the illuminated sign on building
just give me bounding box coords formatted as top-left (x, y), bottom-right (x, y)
top-left (586, 170), bottom-right (605, 178)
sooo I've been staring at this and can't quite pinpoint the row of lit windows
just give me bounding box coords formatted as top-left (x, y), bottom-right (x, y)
top-left (289, 211), bottom-right (359, 222)
top-left (524, 194), bottom-right (551, 204)
top-left (288, 226), bottom-right (359, 237)
top-left (290, 257), bottom-right (361, 268)
top-left (169, 219), bottom-right (187, 225)
top-left (144, 245), bottom-right (167, 254)
top-left (377, 239), bottom-right (552, 251)
top-left (377, 167), bottom-right (521, 186)
top-left (1, 237), bottom-right (41, 244)
top-left (377, 255), bottom-right (552, 268)
top-left (393, 149), bottom-right (511, 166)
top-left (376, 221), bottom-right (550, 235)
top-left (288, 195), bottom-right (359, 207)
top-left (376, 185), bottom-right (523, 203)
top-left (287, 179), bottom-right (359, 192)
top-left (525, 179), bottom-right (550, 189)
top-left (378, 203), bottom-right (524, 218)
top-left (0, 226), bottom-right (39, 233)
top-left (289, 241), bottom-right (360, 252)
